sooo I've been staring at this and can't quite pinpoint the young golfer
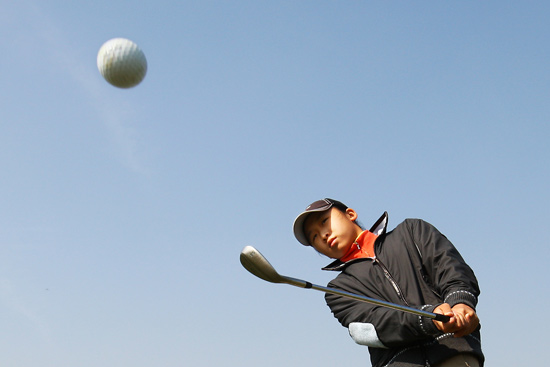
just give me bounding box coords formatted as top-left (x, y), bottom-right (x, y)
top-left (293, 198), bottom-right (483, 367)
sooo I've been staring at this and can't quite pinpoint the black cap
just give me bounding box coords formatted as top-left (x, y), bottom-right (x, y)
top-left (293, 198), bottom-right (347, 246)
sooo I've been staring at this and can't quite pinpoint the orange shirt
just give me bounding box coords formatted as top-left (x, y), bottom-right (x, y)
top-left (339, 230), bottom-right (378, 262)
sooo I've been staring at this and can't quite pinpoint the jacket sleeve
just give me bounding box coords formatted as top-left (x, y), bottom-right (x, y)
top-left (325, 219), bottom-right (480, 348)
top-left (404, 218), bottom-right (480, 310)
top-left (325, 278), bottom-right (442, 348)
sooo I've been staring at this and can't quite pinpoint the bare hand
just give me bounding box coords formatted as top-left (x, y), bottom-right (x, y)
top-left (432, 303), bottom-right (457, 334)
top-left (432, 303), bottom-right (479, 337)
top-left (451, 304), bottom-right (479, 337)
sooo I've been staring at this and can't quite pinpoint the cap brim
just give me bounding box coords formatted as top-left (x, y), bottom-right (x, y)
top-left (293, 212), bottom-right (311, 246)
top-left (293, 204), bottom-right (332, 246)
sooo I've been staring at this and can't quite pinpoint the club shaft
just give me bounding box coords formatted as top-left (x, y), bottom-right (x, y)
top-left (239, 246), bottom-right (450, 323)
top-left (282, 276), bottom-right (450, 322)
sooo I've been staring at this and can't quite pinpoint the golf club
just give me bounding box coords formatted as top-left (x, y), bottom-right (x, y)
top-left (240, 245), bottom-right (450, 322)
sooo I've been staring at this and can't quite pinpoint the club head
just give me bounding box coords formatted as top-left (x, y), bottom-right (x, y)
top-left (240, 246), bottom-right (285, 284)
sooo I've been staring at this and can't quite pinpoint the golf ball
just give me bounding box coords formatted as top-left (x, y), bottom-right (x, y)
top-left (97, 38), bottom-right (147, 89)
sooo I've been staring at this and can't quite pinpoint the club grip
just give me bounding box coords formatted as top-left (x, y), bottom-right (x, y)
top-left (434, 313), bottom-right (451, 322)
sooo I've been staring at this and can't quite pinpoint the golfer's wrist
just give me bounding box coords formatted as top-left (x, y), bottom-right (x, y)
top-left (444, 290), bottom-right (477, 310)
top-left (419, 304), bottom-right (443, 336)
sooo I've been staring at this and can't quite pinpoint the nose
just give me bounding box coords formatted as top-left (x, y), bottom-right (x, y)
top-left (321, 229), bottom-right (330, 243)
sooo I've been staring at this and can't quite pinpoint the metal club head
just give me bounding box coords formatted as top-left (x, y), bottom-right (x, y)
top-left (240, 246), bottom-right (285, 284)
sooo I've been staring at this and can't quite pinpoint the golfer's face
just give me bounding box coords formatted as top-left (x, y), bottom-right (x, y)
top-left (304, 208), bottom-right (362, 259)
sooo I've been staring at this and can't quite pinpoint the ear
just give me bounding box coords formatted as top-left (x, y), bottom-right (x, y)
top-left (345, 208), bottom-right (358, 221)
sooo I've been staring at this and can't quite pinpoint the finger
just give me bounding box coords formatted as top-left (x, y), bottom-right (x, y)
top-left (453, 312), bottom-right (464, 327)
top-left (439, 303), bottom-right (453, 313)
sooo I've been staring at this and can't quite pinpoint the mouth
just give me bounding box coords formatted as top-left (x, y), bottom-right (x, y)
top-left (328, 237), bottom-right (336, 248)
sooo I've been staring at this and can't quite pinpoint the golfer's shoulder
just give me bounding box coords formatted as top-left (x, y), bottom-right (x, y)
top-left (327, 260), bottom-right (370, 287)
top-left (381, 219), bottom-right (440, 247)
top-left (389, 218), bottom-right (434, 234)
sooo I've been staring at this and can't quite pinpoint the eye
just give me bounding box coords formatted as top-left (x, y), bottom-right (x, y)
top-left (310, 233), bottom-right (318, 244)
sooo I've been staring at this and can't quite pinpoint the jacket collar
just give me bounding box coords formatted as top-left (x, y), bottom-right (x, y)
top-left (322, 211), bottom-right (388, 272)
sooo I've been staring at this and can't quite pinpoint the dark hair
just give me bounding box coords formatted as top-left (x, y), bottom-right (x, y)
top-left (328, 199), bottom-right (365, 230)
top-left (328, 199), bottom-right (349, 213)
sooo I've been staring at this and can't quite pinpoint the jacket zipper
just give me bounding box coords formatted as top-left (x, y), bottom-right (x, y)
top-left (374, 257), bottom-right (411, 307)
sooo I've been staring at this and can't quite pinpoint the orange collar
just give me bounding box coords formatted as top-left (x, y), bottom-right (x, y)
top-left (340, 230), bottom-right (378, 262)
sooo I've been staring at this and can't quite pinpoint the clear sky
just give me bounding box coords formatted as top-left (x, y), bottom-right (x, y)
top-left (1, 1), bottom-right (548, 366)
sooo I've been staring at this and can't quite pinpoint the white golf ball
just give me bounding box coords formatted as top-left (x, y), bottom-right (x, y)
top-left (97, 38), bottom-right (147, 89)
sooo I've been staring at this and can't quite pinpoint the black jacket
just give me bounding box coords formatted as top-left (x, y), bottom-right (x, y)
top-left (323, 212), bottom-right (484, 367)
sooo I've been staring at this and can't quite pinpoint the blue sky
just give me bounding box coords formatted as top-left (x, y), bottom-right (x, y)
top-left (1, 1), bottom-right (549, 366)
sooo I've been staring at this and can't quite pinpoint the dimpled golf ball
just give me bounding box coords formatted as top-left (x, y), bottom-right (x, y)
top-left (97, 38), bottom-right (147, 89)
